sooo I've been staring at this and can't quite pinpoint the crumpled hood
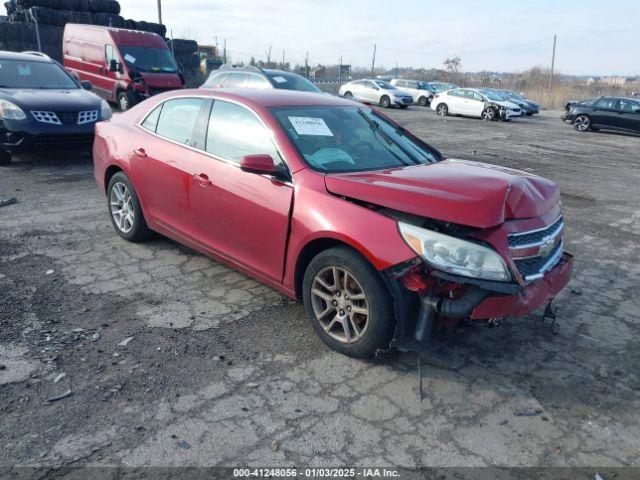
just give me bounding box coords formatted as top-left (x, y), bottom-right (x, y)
top-left (324, 159), bottom-right (560, 228)
top-left (495, 100), bottom-right (520, 109)
top-left (138, 72), bottom-right (183, 89)
top-left (0, 88), bottom-right (101, 111)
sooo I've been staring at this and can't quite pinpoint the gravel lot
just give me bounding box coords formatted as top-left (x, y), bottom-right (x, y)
top-left (1, 108), bottom-right (639, 475)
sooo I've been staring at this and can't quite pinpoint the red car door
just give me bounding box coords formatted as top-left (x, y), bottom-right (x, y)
top-left (129, 97), bottom-right (207, 237)
top-left (187, 99), bottom-right (293, 283)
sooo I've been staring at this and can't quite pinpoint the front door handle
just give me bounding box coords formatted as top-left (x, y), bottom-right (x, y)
top-left (134, 148), bottom-right (147, 158)
top-left (193, 173), bottom-right (212, 187)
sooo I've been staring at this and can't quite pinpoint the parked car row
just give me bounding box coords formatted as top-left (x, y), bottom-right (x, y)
top-left (562, 96), bottom-right (640, 134)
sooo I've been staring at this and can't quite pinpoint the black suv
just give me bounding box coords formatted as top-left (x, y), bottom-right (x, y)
top-left (562, 96), bottom-right (640, 134)
top-left (0, 51), bottom-right (112, 164)
top-left (200, 65), bottom-right (322, 93)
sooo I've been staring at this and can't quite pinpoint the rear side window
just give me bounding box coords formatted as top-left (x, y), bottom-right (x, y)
top-left (450, 89), bottom-right (465, 97)
top-left (246, 74), bottom-right (271, 89)
top-left (205, 99), bottom-right (279, 163)
top-left (141, 104), bottom-right (163, 132)
top-left (155, 98), bottom-right (204, 145)
top-left (205, 72), bottom-right (228, 87)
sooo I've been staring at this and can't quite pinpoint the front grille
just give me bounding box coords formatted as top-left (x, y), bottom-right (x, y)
top-left (514, 241), bottom-right (563, 281)
top-left (32, 111), bottom-right (61, 125)
top-left (78, 110), bottom-right (99, 125)
top-left (56, 112), bottom-right (78, 125)
top-left (32, 110), bottom-right (98, 126)
top-left (509, 217), bottom-right (563, 248)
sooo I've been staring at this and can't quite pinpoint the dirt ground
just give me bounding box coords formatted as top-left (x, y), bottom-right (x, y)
top-left (1, 108), bottom-right (639, 476)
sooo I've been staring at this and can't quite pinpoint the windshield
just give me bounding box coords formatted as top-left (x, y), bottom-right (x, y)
top-left (431, 82), bottom-right (457, 92)
top-left (479, 90), bottom-right (506, 102)
top-left (265, 72), bottom-right (321, 92)
top-left (120, 46), bottom-right (178, 73)
top-left (270, 105), bottom-right (439, 173)
top-left (374, 80), bottom-right (396, 90)
top-left (0, 59), bottom-right (78, 89)
top-left (506, 91), bottom-right (525, 100)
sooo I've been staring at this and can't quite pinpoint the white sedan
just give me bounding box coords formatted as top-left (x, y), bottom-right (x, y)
top-left (338, 79), bottom-right (413, 108)
top-left (430, 88), bottom-right (522, 121)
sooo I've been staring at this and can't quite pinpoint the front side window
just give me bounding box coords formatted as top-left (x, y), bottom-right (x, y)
top-left (206, 99), bottom-right (280, 163)
top-left (246, 74), bottom-right (271, 89)
top-left (0, 59), bottom-right (78, 89)
top-left (450, 89), bottom-right (466, 98)
top-left (105, 45), bottom-right (117, 66)
top-left (155, 98), bottom-right (204, 145)
top-left (595, 98), bottom-right (617, 110)
top-left (119, 46), bottom-right (178, 74)
top-left (226, 73), bottom-right (248, 88)
top-left (271, 105), bottom-right (440, 173)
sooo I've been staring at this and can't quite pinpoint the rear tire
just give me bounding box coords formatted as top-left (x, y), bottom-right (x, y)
top-left (0, 150), bottom-right (12, 165)
top-left (302, 247), bottom-right (395, 358)
top-left (107, 172), bottom-right (153, 242)
top-left (574, 115), bottom-right (591, 132)
top-left (380, 95), bottom-right (391, 108)
top-left (436, 103), bottom-right (448, 116)
top-left (343, 91), bottom-right (353, 99)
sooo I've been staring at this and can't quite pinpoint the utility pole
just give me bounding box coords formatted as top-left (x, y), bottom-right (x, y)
top-left (338, 55), bottom-right (343, 86)
top-left (223, 39), bottom-right (227, 64)
top-left (396, 61), bottom-right (399, 77)
top-left (266, 45), bottom-right (272, 68)
top-left (548, 34), bottom-right (557, 102)
top-left (371, 44), bottom-right (376, 76)
top-left (157, 0), bottom-right (163, 25)
top-left (282, 49), bottom-right (285, 69)
top-left (304, 51), bottom-right (309, 78)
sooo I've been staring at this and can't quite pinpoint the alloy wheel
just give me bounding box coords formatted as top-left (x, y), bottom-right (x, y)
top-left (482, 108), bottom-right (496, 121)
top-left (437, 104), bottom-right (447, 116)
top-left (310, 266), bottom-right (370, 344)
top-left (110, 181), bottom-right (135, 234)
top-left (344, 92), bottom-right (353, 99)
top-left (574, 115), bottom-right (590, 132)
top-left (119, 95), bottom-right (129, 111)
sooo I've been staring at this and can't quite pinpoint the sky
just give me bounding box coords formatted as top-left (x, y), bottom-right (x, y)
top-left (120, 0), bottom-right (640, 76)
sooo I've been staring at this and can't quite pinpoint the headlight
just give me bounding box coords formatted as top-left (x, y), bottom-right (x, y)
top-left (0, 99), bottom-right (26, 120)
top-left (101, 99), bottom-right (113, 121)
top-left (398, 222), bottom-right (511, 282)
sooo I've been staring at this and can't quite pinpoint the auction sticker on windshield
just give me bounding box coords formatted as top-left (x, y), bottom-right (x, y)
top-left (289, 117), bottom-right (334, 136)
top-left (124, 54), bottom-right (136, 64)
top-left (272, 76), bottom-right (287, 83)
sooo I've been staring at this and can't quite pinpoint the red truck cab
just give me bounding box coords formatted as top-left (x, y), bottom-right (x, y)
top-left (63, 24), bottom-right (185, 111)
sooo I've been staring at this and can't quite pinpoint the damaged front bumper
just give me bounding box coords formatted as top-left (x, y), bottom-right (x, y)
top-left (471, 252), bottom-right (573, 319)
top-left (383, 252), bottom-right (574, 354)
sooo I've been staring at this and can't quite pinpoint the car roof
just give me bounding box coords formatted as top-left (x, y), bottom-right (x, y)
top-left (157, 88), bottom-right (355, 108)
top-left (0, 50), bottom-right (52, 63)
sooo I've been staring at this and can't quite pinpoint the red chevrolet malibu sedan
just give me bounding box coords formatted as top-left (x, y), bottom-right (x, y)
top-left (93, 89), bottom-right (573, 358)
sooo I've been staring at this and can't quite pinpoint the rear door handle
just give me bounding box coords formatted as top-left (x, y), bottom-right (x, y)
top-left (193, 173), bottom-right (212, 187)
top-left (134, 148), bottom-right (147, 158)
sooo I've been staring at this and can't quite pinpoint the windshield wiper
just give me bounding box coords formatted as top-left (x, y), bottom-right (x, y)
top-left (357, 109), bottom-right (412, 167)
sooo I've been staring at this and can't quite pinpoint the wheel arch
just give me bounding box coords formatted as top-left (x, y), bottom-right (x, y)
top-left (293, 237), bottom-right (379, 300)
top-left (104, 164), bottom-right (124, 195)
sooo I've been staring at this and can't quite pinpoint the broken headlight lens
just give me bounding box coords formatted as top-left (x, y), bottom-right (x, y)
top-left (398, 222), bottom-right (511, 282)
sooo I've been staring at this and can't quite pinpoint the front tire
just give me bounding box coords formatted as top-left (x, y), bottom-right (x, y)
top-left (574, 115), bottom-right (591, 132)
top-left (107, 172), bottom-right (152, 242)
top-left (436, 103), bottom-right (448, 116)
top-left (481, 107), bottom-right (497, 121)
top-left (118, 91), bottom-right (134, 112)
top-left (302, 247), bottom-right (395, 358)
top-left (343, 91), bottom-right (353, 99)
top-left (0, 149), bottom-right (12, 165)
top-left (380, 95), bottom-right (391, 108)
top-left (418, 96), bottom-right (428, 106)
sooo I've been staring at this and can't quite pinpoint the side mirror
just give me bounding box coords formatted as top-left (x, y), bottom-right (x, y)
top-left (80, 80), bottom-right (92, 91)
top-left (240, 154), bottom-right (278, 175)
top-left (109, 60), bottom-right (122, 73)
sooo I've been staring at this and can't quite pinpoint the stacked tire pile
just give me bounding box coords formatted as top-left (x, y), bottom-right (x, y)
top-left (167, 38), bottom-right (199, 78)
top-left (1, 0), bottom-right (183, 69)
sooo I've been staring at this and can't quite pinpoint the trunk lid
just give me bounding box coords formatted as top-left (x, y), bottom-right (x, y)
top-left (324, 159), bottom-right (560, 228)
